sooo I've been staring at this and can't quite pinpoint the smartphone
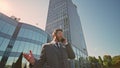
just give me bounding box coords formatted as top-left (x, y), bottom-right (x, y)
top-left (61, 38), bottom-right (65, 43)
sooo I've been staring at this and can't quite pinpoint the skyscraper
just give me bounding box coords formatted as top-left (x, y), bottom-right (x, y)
top-left (45, 0), bottom-right (88, 68)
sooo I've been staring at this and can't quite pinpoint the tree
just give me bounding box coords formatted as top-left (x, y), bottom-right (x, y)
top-left (103, 55), bottom-right (112, 67)
top-left (88, 56), bottom-right (99, 68)
top-left (112, 55), bottom-right (120, 65)
top-left (98, 56), bottom-right (103, 68)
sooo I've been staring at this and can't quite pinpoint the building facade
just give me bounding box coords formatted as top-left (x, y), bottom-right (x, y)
top-left (45, 0), bottom-right (89, 68)
top-left (0, 13), bottom-right (48, 68)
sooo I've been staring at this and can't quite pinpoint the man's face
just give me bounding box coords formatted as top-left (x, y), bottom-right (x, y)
top-left (56, 31), bottom-right (64, 41)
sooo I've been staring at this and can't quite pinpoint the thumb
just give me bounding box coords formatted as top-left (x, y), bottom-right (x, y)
top-left (30, 50), bottom-right (33, 56)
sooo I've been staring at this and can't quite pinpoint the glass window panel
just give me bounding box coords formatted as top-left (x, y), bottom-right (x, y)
top-left (17, 41), bottom-right (23, 52)
top-left (9, 25), bottom-right (15, 35)
top-left (18, 28), bottom-right (22, 37)
top-left (0, 39), bottom-right (10, 51)
top-left (27, 43), bottom-right (34, 53)
top-left (23, 29), bottom-right (28, 38)
top-left (22, 42), bottom-right (28, 53)
top-left (0, 20), bottom-right (5, 31)
top-left (6, 57), bottom-right (14, 66)
top-left (0, 37), bottom-right (4, 47)
top-left (12, 41), bottom-right (19, 52)
top-left (33, 44), bottom-right (37, 55)
top-left (37, 45), bottom-right (41, 55)
top-left (0, 56), bottom-right (2, 61)
top-left (32, 31), bottom-right (36, 40)
top-left (36, 33), bottom-right (40, 41)
top-left (21, 29), bottom-right (26, 38)
top-left (28, 30), bottom-right (31, 39)
top-left (29, 30), bottom-right (33, 39)
top-left (1, 23), bottom-right (10, 34)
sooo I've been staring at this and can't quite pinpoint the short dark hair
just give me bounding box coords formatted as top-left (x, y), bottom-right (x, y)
top-left (52, 28), bottom-right (63, 37)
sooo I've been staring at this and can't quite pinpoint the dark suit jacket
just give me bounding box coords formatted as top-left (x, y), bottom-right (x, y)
top-left (30, 42), bottom-right (75, 68)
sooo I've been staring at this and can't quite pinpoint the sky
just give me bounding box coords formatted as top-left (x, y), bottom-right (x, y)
top-left (0, 0), bottom-right (49, 29)
top-left (0, 0), bottom-right (120, 57)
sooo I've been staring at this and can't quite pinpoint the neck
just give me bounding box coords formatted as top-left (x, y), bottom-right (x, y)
top-left (53, 38), bottom-right (59, 43)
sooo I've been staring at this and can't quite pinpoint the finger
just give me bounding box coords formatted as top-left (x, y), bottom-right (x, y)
top-left (30, 50), bottom-right (34, 57)
top-left (23, 53), bottom-right (30, 59)
top-left (23, 53), bottom-right (27, 57)
top-left (30, 50), bottom-right (32, 54)
top-left (23, 54), bottom-right (28, 58)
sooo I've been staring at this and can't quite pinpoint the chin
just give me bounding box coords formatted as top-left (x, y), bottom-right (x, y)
top-left (58, 39), bottom-right (61, 41)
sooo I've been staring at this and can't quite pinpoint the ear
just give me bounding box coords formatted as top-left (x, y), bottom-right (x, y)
top-left (52, 32), bottom-right (55, 37)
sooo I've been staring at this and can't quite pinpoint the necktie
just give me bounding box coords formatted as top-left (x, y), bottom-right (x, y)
top-left (56, 43), bottom-right (60, 48)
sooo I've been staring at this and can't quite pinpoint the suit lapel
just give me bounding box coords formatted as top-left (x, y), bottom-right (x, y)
top-left (51, 43), bottom-right (60, 55)
top-left (50, 43), bottom-right (66, 56)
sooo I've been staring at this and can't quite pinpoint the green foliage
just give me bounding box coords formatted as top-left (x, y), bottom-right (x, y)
top-left (88, 56), bottom-right (98, 63)
top-left (98, 56), bottom-right (103, 64)
top-left (112, 55), bottom-right (120, 65)
top-left (103, 55), bottom-right (112, 67)
top-left (88, 55), bottom-right (120, 68)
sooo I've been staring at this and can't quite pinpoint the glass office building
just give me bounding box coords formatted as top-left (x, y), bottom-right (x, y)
top-left (0, 13), bottom-right (48, 68)
top-left (45, 0), bottom-right (89, 68)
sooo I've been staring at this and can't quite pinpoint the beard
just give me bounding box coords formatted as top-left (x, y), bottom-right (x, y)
top-left (56, 36), bottom-right (63, 42)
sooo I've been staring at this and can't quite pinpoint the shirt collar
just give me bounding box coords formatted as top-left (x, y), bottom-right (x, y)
top-left (51, 40), bottom-right (61, 44)
top-left (51, 40), bottom-right (56, 44)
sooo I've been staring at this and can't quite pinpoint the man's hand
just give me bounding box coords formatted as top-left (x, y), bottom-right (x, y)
top-left (62, 38), bottom-right (68, 45)
top-left (23, 50), bottom-right (35, 65)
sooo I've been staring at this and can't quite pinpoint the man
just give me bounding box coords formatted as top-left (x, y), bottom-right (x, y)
top-left (23, 29), bottom-right (75, 68)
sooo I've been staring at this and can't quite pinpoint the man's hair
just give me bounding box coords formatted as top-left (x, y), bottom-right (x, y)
top-left (52, 28), bottom-right (63, 37)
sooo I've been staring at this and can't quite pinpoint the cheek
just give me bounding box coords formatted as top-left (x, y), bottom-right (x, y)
top-left (59, 34), bottom-right (63, 37)
top-left (57, 35), bottom-right (62, 38)
top-left (58, 35), bottom-right (62, 38)
top-left (57, 33), bottom-right (63, 37)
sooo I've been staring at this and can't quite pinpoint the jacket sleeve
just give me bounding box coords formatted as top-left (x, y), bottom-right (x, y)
top-left (30, 44), bottom-right (47, 68)
top-left (65, 43), bottom-right (75, 59)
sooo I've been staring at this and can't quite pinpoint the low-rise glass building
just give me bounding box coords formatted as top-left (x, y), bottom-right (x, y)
top-left (0, 13), bottom-right (48, 68)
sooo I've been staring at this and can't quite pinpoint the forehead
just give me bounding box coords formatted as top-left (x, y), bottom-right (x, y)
top-left (57, 31), bottom-right (63, 33)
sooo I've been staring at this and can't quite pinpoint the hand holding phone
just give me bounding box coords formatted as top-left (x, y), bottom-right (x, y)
top-left (61, 37), bottom-right (68, 45)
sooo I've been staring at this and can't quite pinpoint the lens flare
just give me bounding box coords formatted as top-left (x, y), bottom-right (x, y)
top-left (0, 0), bottom-right (10, 13)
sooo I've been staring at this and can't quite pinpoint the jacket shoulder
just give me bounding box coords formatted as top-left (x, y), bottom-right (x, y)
top-left (42, 43), bottom-right (52, 48)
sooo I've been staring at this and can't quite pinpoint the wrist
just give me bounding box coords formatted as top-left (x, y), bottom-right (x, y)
top-left (31, 62), bottom-right (35, 65)
top-left (31, 59), bottom-right (35, 65)
top-left (65, 42), bottom-right (68, 45)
